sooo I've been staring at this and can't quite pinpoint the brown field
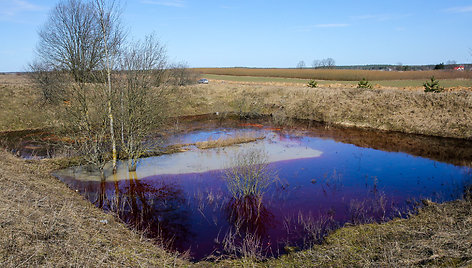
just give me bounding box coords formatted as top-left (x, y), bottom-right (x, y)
top-left (194, 67), bottom-right (472, 81)
top-left (201, 73), bottom-right (472, 91)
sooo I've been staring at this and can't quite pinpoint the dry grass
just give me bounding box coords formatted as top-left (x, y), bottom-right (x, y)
top-left (195, 132), bottom-right (264, 149)
top-left (0, 74), bottom-right (53, 132)
top-left (1, 73), bottom-right (472, 267)
top-left (2, 74), bottom-right (471, 140)
top-left (193, 198), bottom-right (472, 267)
top-left (0, 149), bottom-right (189, 267)
top-left (266, 200), bottom-right (472, 267)
top-left (182, 81), bottom-right (472, 140)
top-left (201, 73), bottom-right (472, 90)
top-left (194, 67), bottom-right (472, 81)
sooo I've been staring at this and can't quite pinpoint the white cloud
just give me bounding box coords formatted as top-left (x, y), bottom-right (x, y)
top-left (220, 5), bottom-right (234, 9)
top-left (351, 13), bottom-right (413, 22)
top-left (445, 5), bottom-right (472, 13)
top-left (0, 0), bottom-right (45, 17)
top-left (293, 23), bottom-right (349, 32)
top-left (351, 14), bottom-right (391, 21)
top-left (141, 0), bottom-right (186, 8)
top-left (314, 23), bottom-right (349, 28)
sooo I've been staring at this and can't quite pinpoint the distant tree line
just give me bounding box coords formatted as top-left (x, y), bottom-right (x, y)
top-left (296, 58), bottom-right (336, 69)
top-left (312, 58), bottom-right (336, 69)
top-left (299, 63), bottom-right (471, 71)
top-left (295, 57), bottom-right (470, 71)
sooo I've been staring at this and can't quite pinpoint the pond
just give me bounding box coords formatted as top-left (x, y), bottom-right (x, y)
top-left (53, 116), bottom-right (472, 260)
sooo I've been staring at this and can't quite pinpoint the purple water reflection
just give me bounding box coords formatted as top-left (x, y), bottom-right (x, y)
top-left (56, 125), bottom-right (472, 260)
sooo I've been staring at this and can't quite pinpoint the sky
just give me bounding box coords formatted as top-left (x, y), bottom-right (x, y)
top-left (0, 0), bottom-right (472, 72)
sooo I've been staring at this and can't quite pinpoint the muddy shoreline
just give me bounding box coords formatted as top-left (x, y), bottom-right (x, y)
top-left (2, 114), bottom-right (472, 167)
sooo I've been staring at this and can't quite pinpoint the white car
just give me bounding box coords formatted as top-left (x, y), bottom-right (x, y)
top-left (198, 78), bottom-right (209, 84)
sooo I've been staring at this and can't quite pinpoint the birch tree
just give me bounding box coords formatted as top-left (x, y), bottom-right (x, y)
top-left (31, 0), bottom-right (123, 170)
top-left (94, 0), bottom-right (124, 173)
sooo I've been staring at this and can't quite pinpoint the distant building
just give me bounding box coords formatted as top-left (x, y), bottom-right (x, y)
top-left (454, 66), bottom-right (465, 71)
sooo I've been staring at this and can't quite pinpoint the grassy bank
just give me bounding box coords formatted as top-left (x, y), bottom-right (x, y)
top-left (195, 132), bottom-right (264, 149)
top-left (180, 81), bottom-right (472, 140)
top-left (1, 73), bottom-right (471, 139)
top-left (202, 198), bottom-right (472, 267)
top-left (0, 74), bottom-right (54, 131)
top-left (0, 150), bottom-right (189, 267)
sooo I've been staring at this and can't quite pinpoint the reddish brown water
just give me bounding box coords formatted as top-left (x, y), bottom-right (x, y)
top-left (54, 117), bottom-right (472, 260)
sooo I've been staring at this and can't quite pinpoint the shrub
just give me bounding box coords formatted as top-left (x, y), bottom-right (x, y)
top-left (307, 79), bottom-right (318, 88)
top-left (423, 76), bottom-right (444, 93)
top-left (167, 62), bottom-right (199, 86)
top-left (357, 78), bottom-right (373, 89)
top-left (224, 148), bottom-right (276, 199)
top-left (434, 63), bottom-right (445, 70)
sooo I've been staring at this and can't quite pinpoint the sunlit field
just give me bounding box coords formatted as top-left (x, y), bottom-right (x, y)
top-left (194, 67), bottom-right (472, 82)
top-left (200, 73), bottom-right (472, 89)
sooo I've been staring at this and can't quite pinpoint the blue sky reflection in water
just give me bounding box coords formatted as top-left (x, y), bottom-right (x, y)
top-left (54, 126), bottom-right (471, 260)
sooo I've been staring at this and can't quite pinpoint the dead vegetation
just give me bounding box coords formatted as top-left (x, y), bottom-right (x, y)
top-left (0, 149), bottom-right (189, 267)
top-left (195, 132), bottom-right (264, 150)
top-left (0, 76), bottom-right (54, 132)
top-left (262, 198), bottom-right (472, 267)
top-left (181, 81), bottom-right (472, 140)
top-left (2, 73), bottom-right (472, 140)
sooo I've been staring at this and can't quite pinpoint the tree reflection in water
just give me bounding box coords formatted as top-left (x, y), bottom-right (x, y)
top-left (92, 172), bottom-right (192, 251)
top-left (222, 195), bottom-right (274, 258)
top-left (463, 166), bottom-right (472, 201)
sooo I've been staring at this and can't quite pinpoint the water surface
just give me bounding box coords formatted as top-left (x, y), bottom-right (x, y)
top-left (54, 118), bottom-right (472, 260)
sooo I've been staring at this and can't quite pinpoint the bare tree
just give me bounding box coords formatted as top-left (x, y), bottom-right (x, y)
top-left (29, 61), bottom-right (66, 104)
top-left (312, 58), bottom-right (335, 69)
top-left (31, 0), bottom-right (177, 174)
top-left (116, 34), bottom-right (169, 171)
top-left (167, 61), bottom-right (198, 86)
top-left (30, 0), bottom-right (123, 171)
top-left (35, 0), bottom-right (121, 82)
top-left (318, 58), bottom-right (335, 69)
top-left (446, 60), bottom-right (457, 65)
top-left (296, 60), bottom-right (306, 69)
top-left (324, 58), bottom-right (335, 69)
top-left (94, 0), bottom-right (124, 173)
